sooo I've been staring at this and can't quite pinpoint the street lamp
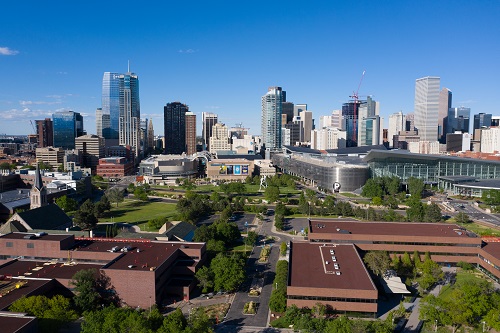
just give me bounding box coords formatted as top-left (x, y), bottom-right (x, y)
top-left (483, 321), bottom-right (486, 332)
top-left (435, 319), bottom-right (438, 332)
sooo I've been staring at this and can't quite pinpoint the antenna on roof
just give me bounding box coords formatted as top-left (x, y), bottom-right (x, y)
top-left (127, 60), bottom-right (130, 73)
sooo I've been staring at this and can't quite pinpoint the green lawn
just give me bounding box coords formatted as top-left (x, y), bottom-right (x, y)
top-left (439, 269), bottom-right (487, 301)
top-left (339, 192), bottom-right (359, 198)
top-left (447, 219), bottom-right (500, 237)
top-left (100, 199), bottom-right (178, 227)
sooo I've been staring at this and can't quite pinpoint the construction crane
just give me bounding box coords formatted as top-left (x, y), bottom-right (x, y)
top-left (29, 120), bottom-right (37, 135)
top-left (348, 71), bottom-right (366, 145)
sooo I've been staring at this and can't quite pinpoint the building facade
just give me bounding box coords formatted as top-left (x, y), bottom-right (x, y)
top-left (164, 102), bottom-right (188, 155)
top-left (438, 88), bottom-right (452, 143)
top-left (75, 135), bottom-right (105, 170)
top-left (261, 87), bottom-right (283, 151)
top-left (209, 123), bottom-right (231, 153)
top-left (118, 72), bottom-right (140, 157)
top-left (35, 118), bottom-right (53, 148)
top-left (52, 111), bottom-right (83, 150)
top-left (447, 107), bottom-right (470, 134)
top-left (185, 112), bottom-right (197, 155)
top-left (202, 112), bottom-right (218, 151)
top-left (388, 112), bottom-right (406, 148)
top-left (414, 76), bottom-right (440, 141)
top-left (35, 147), bottom-right (64, 168)
top-left (101, 72), bottom-right (120, 140)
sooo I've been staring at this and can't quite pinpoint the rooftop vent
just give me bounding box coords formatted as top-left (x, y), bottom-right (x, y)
top-left (23, 234), bottom-right (36, 239)
top-left (325, 261), bottom-right (329, 265)
top-left (128, 265), bottom-right (135, 269)
top-left (335, 271), bottom-right (341, 276)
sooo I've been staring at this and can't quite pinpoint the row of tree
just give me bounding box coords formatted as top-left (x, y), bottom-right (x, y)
top-left (195, 252), bottom-right (246, 293)
top-left (269, 260), bottom-right (288, 313)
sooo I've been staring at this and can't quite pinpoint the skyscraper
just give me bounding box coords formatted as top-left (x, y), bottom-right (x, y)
top-left (282, 101), bottom-right (294, 124)
top-left (438, 88), bottom-right (452, 143)
top-left (53, 111), bottom-right (83, 150)
top-left (101, 72), bottom-right (120, 139)
top-left (388, 112), bottom-right (406, 148)
top-left (147, 119), bottom-right (154, 153)
top-left (140, 118), bottom-right (148, 156)
top-left (473, 113), bottom-right (492, 131)
top-left (447, 107), bottom-right (470, 134)
top-left (164, 102), bottom-right (188, 154)
top-left (414, 76), bottom-right (440, 141)
top-left (95, 108), bottom-right (110, 139)
top-left (118, 71), bottom-right (140, 157)
top-left (299, 110), bottom-right (313, 143)
top-left (35, 118), bottom-right (53, 148)
top-left (342, 101), bottom-right (361, 147)
top-left (202, 112), bottom-right (218, 151)
top-left (261, 86), bottom-right (283, 150)
top-left (185, 112), bottom-right (197, 155)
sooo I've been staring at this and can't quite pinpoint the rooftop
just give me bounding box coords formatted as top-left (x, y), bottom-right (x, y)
top-left (0, 313), bottom-right (37, 333)
top-left (289, 242), bottom-right (376, 291)
top-left (309, 220), bottom-right (477, 239)
top-left (0, 232), bottom-right (73, 242)
top-left (0, 260), bottom-right (103, 280)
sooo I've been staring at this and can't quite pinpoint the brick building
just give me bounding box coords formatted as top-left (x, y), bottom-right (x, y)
top-left (96, 157), bottom-right (134, 178)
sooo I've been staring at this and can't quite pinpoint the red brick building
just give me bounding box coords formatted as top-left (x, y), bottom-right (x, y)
top-left (0, 233), bottom-right (206, 308)
top-left (96, 157), bottom-right (134, 178)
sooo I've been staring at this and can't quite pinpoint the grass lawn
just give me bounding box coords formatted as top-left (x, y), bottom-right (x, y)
top-left (339, 192), bottom-right (359, 198)
top-left (439, 269), bottom-right (487, 301)
top-left (447, 219), bottom-right (500, 236)
top-left (100, 199), bottom-right (178, 229)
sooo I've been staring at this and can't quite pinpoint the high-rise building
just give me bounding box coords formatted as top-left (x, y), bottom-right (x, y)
top-left (473, 113), bottom-right (492, 132)
top-left (358, 115), bottom-right (382, 146)
top-left (35, 118), bottom-right (53, 148)
top-left (101, 72), bottom-right (120, 139)
top-left (299, 110), bottom-right (313, 143)
top-left (209, 123), bottom-right (231, 153)
top-left (202, 112), bottom-right (218, 151)
top-left (140, 118), bottom-right (149, 156)
top-left (284, 117), bottom-right (304, 146)
top-left (414, 76), bottom-right (440, 141)
top-left (261, 87), bottom-right (283, 150)
top-left (282, 102), bottom-right (294, 124)
top-left (341, 101), bottom-right (361, 147)
top-left (405, 113), bottom-right (415, 131)
top-left (294, 104), bottom-right (307, 118)
top-left (319, 115), bottom-right (333, 129)
top-left (95, 108), bottom-right (111, 139)
top-left (388, 112), bottom-right (406, 148)
top-left (185, 112), bottom-right (197, 155)
top-left (312, 127), bottom-right (347, 150)
top-left (331, 110), bottom-right (343, 129)
top-left (164, 102), bottom-right (188, 155)
top-left (447, 107), bottom-right (470, 134)
top-left (438, 88), bottom-right (452, 143)
top-left (75, 134), bottom-right (105, 169)
top-left (53, 111), bottom-right (83, 150)
top-left (118, 71), bottom-right (140, 157)
top-left (147, 119), bottom-right (154, 153)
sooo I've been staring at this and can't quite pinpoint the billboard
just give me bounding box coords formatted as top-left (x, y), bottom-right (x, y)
top-left (219, 165), bottom-right (227, 174)
top-left (227, 165), bottom-right (234, 175)
top-left (242, 165), bottom-right (249, 175)
top-left (234, 165), bottom-right (241, 175)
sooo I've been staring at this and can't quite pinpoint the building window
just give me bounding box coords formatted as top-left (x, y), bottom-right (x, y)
top-left (6, 242), bottom-right (13, 248)
top-left (27, 243), bottom-right (34, 249)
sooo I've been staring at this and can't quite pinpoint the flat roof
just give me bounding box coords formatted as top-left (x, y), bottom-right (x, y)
top-left (481, 242), bottom-right (500, 259)
top-left (0, 260), bottom-right (103, 280)
top-left (289, 242), bottom-right (376, 291)
top-left (73, 239), bottom-right (204, 271)
top-left (455, 179), bottom-right (500, 190)
top-left (0, 233), bottom-right (73, 242)
top-left (0, 313), bottom-right (37, 332)
top-left (309, 220), bottom-right (477, 239)
top-left (0, 278), bottom-right (53, 310)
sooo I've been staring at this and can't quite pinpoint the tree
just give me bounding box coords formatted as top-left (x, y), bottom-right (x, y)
top-left (73, 199), bottom-right (98, 230)
top-left (406, 196), bottom-right (424, 222)
top-left (195, 266), bottom-right (214, 293)
top-left (55, 195), bottom-right (78, 212)
top-left (362, 178), bottom-right (384, 198)
top-left (372, 196), bottom-right (383, 206)
top-left (418, 259), bottom-right (443, 290)
top-left (70, 269), bottom-right (119, 313)
top-left (148, 216), bottom-right (169, 230)
top-left (216, 222), bottom-right (240, 244)
top-left (363, 251), bottom-right (391, 276)
top-left (210, 253), bottom-right (245, 291)
top-left (159, 308), bottom-right (188, 333)
top-left (107, 188), bottom-right (124, 207)
top-left (407, 177), bottom-right (425, 199)
top-left (134, 186), bottom-right (149, 201)
top-left (193, 224), bottom-right (216, 242)
top-left (244, 231), bottom-right (258, 246)
top-left (275, 202), bottom-right (288, 216)
top-left (455, 211), bottom-right (470, 224)
top-left (10, 295), bottom-right (78, 333)
top-left (265, 186), bottom-right (280, 202)
top-left (274, 214), bottom-right (285, 230)
top-left (424, 203), bottom-right (442, 222)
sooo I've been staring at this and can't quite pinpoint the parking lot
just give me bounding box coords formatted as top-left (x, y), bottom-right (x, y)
top-left (197, 212), bottom-right (256, 231)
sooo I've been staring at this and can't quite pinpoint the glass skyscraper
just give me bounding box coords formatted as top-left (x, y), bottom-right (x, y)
top-left (101, 72), bottom-right (120, 139)
top-left (164, 102), bottom-right (188, 155)
top-left (118, 72), bottom-right (140, 156)
top-left (261, 86), bottom-right (283, 150)
top-left (53, 111), bottom-right (83, 150)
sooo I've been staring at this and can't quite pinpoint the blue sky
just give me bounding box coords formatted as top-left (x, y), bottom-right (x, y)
top-left (1, 1), bottom-right (499, 136)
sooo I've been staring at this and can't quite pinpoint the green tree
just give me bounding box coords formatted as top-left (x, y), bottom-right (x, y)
top-left (406, 196), bottom-right (424, 222)
top-left (418, 259), bottom-right (443, 290)
top-left (216, 222), bottom-right (241, 244)
top-left (363, 251), bottom-right (391, 276)
top-left (73, 199), bottom-right (98, 230)
top-left (274, 214), bottom-right (285, 230)
top-left (424, 203), bottom-right (442, 222)
top-left (275, 202), bottom-right (288, 216)
top-left (372, 196), bottom-right (383, 206)
top-left (193, 224), bottom-right (216, 242)
top-left (325, 316), bottom-right (352, 333)
top-left (265, 185), bottom-right (280, 202)
top-left (210, 253), bottom-right (245, 292)
top-left (455, 211), bottom-right (470, 224)
top-left (148, 216), bottom-right (169, 230)
top-left (244, 231), bottom-right (258, 246)
top-left (55, 195), bottom-right (78, 212)
top-left (362, 178), bottom-right (384, 198)
top-left (107, 188), bottom-right (124, 207)
top-left (407, 177), bottom-right (425, 199)
top-left (159, 308), bottom-right (188, 333)
top-left (195, 266), bottom-right (214, 293)
top-left (70, 269), bottom-right (119, 313)
top-left (280, 242), bottom-right (287, 256)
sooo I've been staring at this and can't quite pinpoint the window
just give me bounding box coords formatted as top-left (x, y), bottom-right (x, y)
top-left (27, 243), bottom-right (34, 249)
top-left (6, 242), bottom-right (13, 248)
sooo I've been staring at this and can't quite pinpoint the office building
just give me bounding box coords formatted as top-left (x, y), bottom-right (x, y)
top-left (294, 104), bottom-right (307, 118)
top-left (312, 127), bottom-right (347, 150)
top-left (358, 116), bottom-right (382, 147)
top-left (95, 108), bottom-right (110, 139)
top-left (164, 102), bottom-right (188, 155)
top-left (118, 72), bottom-right (141, 157)
top-left (438, 88), bottom-right (452, 142)
top-left (140, 118), bottom-right (149, 156)
top-left (388, 112), bottom-right (406, 148)
top-left (185, 112), bottom-right (197, 155)
top-left (52, 111), bottom-right (83, 150)
top-left (473, 113), bottom-right (492, 140)
top-left (261, 87), bottom-right (283, 150)
top-left (414, 76), bottom-right (440, 141)
top-left (405, 113), bottom-right (415, 131)
top-left (147, 119), bottom-right (154, 153)
top-left (299, 110), bottom-right (313, 143)
top-left (202, 112), bottom-right (218, 151)
top-left (284, 118), bottom-right (304, 146)
top-left (446, 132), bottom-right (472, 152)
top-left (480, 127), bottom-right (500, 153)
top-left (35, 147), bottom-right (64, 169)
top-left (75, 135), bottom-right (105, 170)
top-left (341, 101), bottom-right (361, 147)
top-left (492, 116), bottom-right (500, 127)
top-left (35, 118), bottom-right (53, 148)
top-left (282, 101), bottom-right (294, 124)
top-left (101, 72), bottom-right (120, 139)
top-left (447, 107), bottom-right (470, 135)
top-left (209, 123), bottom-right (231, 153)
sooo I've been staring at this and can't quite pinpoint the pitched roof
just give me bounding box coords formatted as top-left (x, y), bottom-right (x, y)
top-left (0, 220), bottom-right (28, 234)
top-left (33, 163), bottom-right (43, 191)
top-left (14, 204), bottom-right (72, 230)
top-left (163, 221), bottom-right (196, 241)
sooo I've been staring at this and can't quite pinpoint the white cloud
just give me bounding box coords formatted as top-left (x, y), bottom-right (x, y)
top-left (178, 49), bottom-right (197, 54)
top-left (19, 99), bottom-right (62, 106)
top-left (0, 47), bottom-right (19, 56)
top-left (46, 95), bottom-right (62, 99)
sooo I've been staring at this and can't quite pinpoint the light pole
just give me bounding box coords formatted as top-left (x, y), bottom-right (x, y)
top-left (483, 320), bottom-right (486, 332)
top-left (435, 319), bottom-right (438, 332)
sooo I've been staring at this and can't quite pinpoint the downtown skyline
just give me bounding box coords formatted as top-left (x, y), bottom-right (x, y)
top-left (1, 1), bottom-right (499, 137)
